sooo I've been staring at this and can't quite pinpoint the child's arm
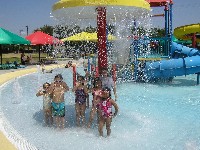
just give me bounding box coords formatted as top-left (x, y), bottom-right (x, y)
top-left (46, 83), bottom-right (54, 94)
top-left (62, 82), bottom-right (69, 92)
top-left (83, 85), bottom-right (88, 94)
top-left (36, 90), bottom-right (44, 97)
top-left (72, 86), bottom-right (77, 92)
top-left (72, 82), bottom-right (79, 92)
top-left (111, 99), bottom-right (119, 117)
top-left (84, 86), bottom-right (89, 108)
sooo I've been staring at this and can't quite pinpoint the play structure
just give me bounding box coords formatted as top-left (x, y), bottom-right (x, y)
top-left (143, 22), bottom-right (200, 83)
top-left (118, 1), bottom-right (200, 84)
top-left (53, 0), bottom-right (200, 84)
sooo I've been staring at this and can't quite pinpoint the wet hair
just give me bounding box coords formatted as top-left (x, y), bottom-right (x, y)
top-left (93, 79), bottom-right (102, 88)
top-left (77, 75), bottom-right (85, 81)
top-left (102, 87), bottom-right (111, 97)
top-left (101, 68), bottom-right (111, 77)
top-left (54, 74), bottom-right (63, 80)
top-left (43, 82), bottom-right (50, 88)
top-left (94, 77), bottom-right (100, 82)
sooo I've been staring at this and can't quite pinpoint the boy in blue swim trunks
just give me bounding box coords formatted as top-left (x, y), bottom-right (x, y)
top-left (48, 74), bottom-right (69, 129)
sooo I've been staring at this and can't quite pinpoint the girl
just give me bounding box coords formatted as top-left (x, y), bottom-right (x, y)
top-left (36, 82), bottom-right (53, 126)
top-left (72, 76), bottom-right (88, 127)
top-left (98, 87), bottom-right (119, 137)
top-left (87, 78), bottom-right (102, 128)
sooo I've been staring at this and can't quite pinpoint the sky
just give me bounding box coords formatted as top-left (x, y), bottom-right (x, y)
top-left (0, 0), bottom-right (200, 36)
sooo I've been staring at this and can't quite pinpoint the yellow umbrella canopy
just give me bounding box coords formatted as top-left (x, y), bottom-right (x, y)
top-left (61, 32), bottom-right (116, 42)
top-left (52, 0), bottom-right (150, 21)
top-left (53, 0), bottom-right (150, 10)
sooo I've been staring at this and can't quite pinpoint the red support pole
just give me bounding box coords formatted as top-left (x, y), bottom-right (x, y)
top-left (192, 33), bottom-right (196, 48)
top-left (73, 65), bottom-right (76, 87)
top-left (97, 7), bottom-right (107, 74)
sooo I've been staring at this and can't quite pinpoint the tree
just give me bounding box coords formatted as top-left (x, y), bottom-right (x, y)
top-left (84, 26), bottom-right (96, 33)
top-left (34, 25), bottom-right (54, 35)
top-left (149, 28), bottom-right (165, 38)
top-left (53, 25), bottom-right (82, 39)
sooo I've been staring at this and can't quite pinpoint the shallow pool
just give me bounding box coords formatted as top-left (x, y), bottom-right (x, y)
top-left (1, 67), bottom-right (200, 150)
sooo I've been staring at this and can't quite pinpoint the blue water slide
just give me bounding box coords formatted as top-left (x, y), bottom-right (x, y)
top-left (145, 42), bottom-right (200, 78)
top-left (171, 42), bottom-right (200, 56)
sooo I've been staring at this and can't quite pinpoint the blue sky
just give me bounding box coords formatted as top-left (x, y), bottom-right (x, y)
top-left (0, 0), bottom-right (199, 36)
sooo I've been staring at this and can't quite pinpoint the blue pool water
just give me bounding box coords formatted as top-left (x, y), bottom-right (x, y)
top-left (1, 67), bottom-right (200, 150)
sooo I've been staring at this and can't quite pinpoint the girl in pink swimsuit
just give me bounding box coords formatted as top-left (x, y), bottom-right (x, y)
top-left (98, 87), bottom-right (119, 137)
top-left (87, 79), bottom-right (102, 128)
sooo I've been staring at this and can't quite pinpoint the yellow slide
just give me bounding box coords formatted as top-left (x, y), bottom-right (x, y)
top-left (174, 23), bottom-right (200, 43)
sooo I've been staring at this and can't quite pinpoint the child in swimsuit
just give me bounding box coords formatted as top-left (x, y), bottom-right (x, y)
top-left (36, 82), bottom-right (53, 126)
top-left (72, 76), bottom-right (88, 127)
top-left (87, 78), bottom-right (102, 128)
top-left (48, 74), bottom-right (69, 129)
top-left (98, 87), bottom-right (119, 137)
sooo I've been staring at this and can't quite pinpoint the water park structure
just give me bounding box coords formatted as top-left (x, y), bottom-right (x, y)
top-left (109, 0), bottom-right (200, 84)
top-left (53, 0), bottom-right (200, 84)
top-left (144, 22), bottom-right (200, 83)
top-left (1, 0), bottom-right (200, 150)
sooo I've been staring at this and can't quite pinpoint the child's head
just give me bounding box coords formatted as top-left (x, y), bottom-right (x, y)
top-left (43, 82), bottom-right (50, 90)
top-left (101, 68), bottom-right (108, 77)
top-left (77, 76), bottom-right (85, 86)
top-left (54, 74), bottom-right (63, 82)
top-left (102, 87), bottom-right (111, 98)
top-left (77, 75), bottom-right (84, 82)
top-left (93, 77), bottom-right (101, 88)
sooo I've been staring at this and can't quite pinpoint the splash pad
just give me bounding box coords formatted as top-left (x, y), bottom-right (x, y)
top-left (1, 68), bottom-right (200, 150)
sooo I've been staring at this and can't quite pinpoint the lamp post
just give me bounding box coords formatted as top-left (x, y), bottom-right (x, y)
top-left (25, 25), bottom-right (29, 36)
top-left (25, 26), bottom-right (29, 51)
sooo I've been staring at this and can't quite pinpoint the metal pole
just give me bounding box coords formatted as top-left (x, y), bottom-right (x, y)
top-left (197, 73), bottom-right (200, 85)
top-left (164, 4), bottom-right (169, 56)
top-left (25, 26), bottom-right (29, 36)
top-left (39, 45), bottom-right (41, 62)
top-left (26, 26), bottom-right (30, 51)
top-left (169, 1), bottom-right (173, 57)
top-left (87, 56), bottom-right (90, 72)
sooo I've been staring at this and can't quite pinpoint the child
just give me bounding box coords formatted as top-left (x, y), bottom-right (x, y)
top-left (48, 74), bottom-right (69, 129)
top-left (72, 76), bottom-right (89, 127)
top-left (36, 82), bottom-right (53, 126)
top-left (87, 78), bottom-right (102, 128)
top-left (98, 87), bottom-right (119, 137)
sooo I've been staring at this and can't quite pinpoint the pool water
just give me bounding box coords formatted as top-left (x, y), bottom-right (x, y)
top-left (1, 67), bottom-right (200, 150)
